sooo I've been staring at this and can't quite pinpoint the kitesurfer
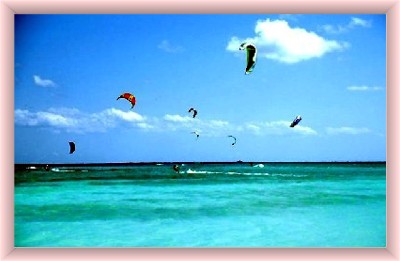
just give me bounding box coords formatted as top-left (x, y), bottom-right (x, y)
top-left (173, 164), bottom-right (180, 173)
top-left (191, 131), bottom-right (200, 139)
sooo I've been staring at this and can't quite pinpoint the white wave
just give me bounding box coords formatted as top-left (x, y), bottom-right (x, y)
top-left (227, 171), bottom-right (269, 176)
top-left (185, 169), bottom-right (222, 174)
top-left (271, 173), bottom-right (308, 177)
top-left (50, 168), bottom-right (75, 173)
top-left (184, 169), bottom-right (270, 176)
top-left (247, 172), bottom-right (270, 176)
top-left (226, 171), bottom-right (241, 175)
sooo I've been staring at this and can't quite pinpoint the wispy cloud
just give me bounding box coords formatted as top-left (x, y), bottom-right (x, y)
top-left (350, 17), bottom-right (371, 28)
top-left (226, 18), bottom-right (347, 64)
top-left (244, 121), bottom-right (318, 136)
top-left (158, 40), bottom-right (184, 53)
top-left (15, 109), bottom-right (76, 127)
top-left (163, 114), bottom-right (193, 123)
top-left (278, 14), bottom-right (302, 22)
top-left (162, 114), bottom-right (197, 131)
top-left (105, 108), bottom-right (145, 122)
top-left (326, 127), bottom-right (371, 135)
top-left (208, 120), bottom-right (229, 129)
top-left (162, 116), bottom-right (317, 137)
top-left (347, 85), bottom-right (383, 91)
top-left (321, 17), bottom-right (372, 34)
top-left (15, 108), bottom-right (319, 137)
top-left (15, 107), bottom-right (150, 133)
top-left (33, 75), bottom-right (56, 87)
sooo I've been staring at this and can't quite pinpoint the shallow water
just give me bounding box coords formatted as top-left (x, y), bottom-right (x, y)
top-left (15, 162), bottom-right (386, 247)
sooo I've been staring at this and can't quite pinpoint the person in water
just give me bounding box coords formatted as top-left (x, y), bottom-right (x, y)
top-left (173, 164), bottom-right (180, 173)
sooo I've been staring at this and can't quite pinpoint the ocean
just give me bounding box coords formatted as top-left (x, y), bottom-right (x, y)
top-left (14, 162), bottom-right (386, 247)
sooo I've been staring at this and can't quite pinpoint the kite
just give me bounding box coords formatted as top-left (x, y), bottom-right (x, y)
top-left (191, 131), bottom-right (200, 139)
top-left (239, 42), bottom-right (257, 75)
top-left (117, 93), bottom-right (136, 109)
top-left (290, 115), bottom-right (302, 127)
top-left (227, 135), bottom-right (237, 146)
top-left (69, 141), bottom-right (76, 154)
top-left (188, 107), bottom-right (198, 118)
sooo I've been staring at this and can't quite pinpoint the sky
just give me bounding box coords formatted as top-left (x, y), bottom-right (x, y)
top-left (14, 14), bottom-right (386, 163)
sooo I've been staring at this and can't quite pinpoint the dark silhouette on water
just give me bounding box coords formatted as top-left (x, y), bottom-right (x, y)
top-left (173, 164), bottom-right (180, 173)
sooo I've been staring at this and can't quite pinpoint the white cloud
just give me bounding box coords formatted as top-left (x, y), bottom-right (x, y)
top-left (158, 40), bottom-right (183, 53)
top-left (208, 120), bottom-right (229, 128)
top-left (226, 19), bottom-right (346, 64)
top-left (104, 108), bottom-right (145, 122)
top-left (321, 17), bottom-right (371, 34)
top-left (137, 122), bottom-right (154, 130)
top-left (15, 109), bottom-right (40, 126)
top-left (257, 121), bottom-right (290, 135)
top-left (245, 123), bottom-right (261, 134)
top-left (15, 107), bottom-right (148, 133)
top-left (163, 114), bottom-right (193, 123)
top-left (33, 75), bottom-right (56, 87)
top-left (259, 121), bottom-right (318, 136)
top-left (15, 109), bottom-right (76, 127)
top-left (278, 14), bottom-right (302, 22)
top-left (237, 120), bottom-right (318, 136)
top-left (162, 115), bottom-right (230, 136)
top-left (347, 85), bottom-right (383, 91)
top-left (15, 108), bottom-right (320, 137)
top-left (349, 17), bottom-right (371, 28)
top-left (293, 126), bottom-right (319, 136)
top-left (36, 112), bottom-right (76, 127)
top-left (326, 127), bottom-right (371, 135)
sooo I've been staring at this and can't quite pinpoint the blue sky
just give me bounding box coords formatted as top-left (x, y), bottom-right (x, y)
top-left (14, 14), bottom-right (386, 163)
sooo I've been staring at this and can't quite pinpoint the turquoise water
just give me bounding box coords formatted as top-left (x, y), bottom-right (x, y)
top-left (14, 163), bottom-right (386, 247)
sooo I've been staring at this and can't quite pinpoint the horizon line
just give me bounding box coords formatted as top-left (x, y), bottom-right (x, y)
top-left (15, 161), bottom-right (387, 166)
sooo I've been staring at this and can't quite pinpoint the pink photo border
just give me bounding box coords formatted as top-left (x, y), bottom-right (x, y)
top-left (1, 0), bottom-right (398, 260)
